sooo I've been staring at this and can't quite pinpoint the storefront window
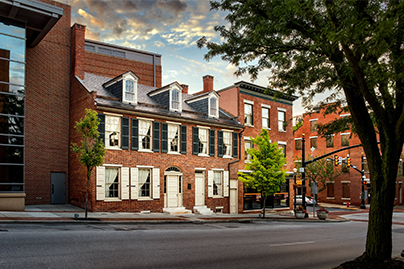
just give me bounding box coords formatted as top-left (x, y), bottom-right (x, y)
top-left (243, 181), bottom-right (289, 210)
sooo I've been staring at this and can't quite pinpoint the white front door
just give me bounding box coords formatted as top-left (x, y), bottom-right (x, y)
top-left (195, 173), bottom-right (205, 206)
top-left (167, 175), bottom-right (179, 208)
top-left (229, 179), bottom-right (238, 214)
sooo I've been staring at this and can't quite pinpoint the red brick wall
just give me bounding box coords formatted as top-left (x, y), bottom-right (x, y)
top-left (69, 104), bottom-right (240, 212)
top-left (218, 87), bottom-right (239, 118)
top-left (293, 108), bottom-right (403, 206)
top-left (24, 0), bottom-right (71, 204)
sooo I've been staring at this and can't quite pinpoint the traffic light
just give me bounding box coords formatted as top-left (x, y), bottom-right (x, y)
top-left (347, 156), bottom-right (351, 167)
top-left (334, 155), bottom-right (338, 166)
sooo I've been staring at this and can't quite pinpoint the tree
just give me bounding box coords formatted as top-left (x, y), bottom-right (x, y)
top-left (71, 109), bottom-right (106, 219)
top-left (198, 0), bottom-right (404, 262)
top-left (294, 154), bottom-right (342, 193)
top-left (238, 129), bottom-right (286, 218)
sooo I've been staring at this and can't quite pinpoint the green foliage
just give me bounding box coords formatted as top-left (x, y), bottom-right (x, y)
top-left (199, 0), bottom-right (404, 260)
top-left (71, 109), bottom-right (106, 177)
top-left (294, 154), bottom-right (342, 193)
top-left (238, 129), bottom-right (286, 198)
top-left (293, 116), bottom-right (303, 133)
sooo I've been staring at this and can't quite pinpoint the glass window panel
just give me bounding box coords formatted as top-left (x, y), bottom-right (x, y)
top-left (0, 135), bottom-right (23, 145)
top-left (0, 83), bottom-right (24, 95)
top-left (105, 168), bottom-right (119, 198)
top-left (245, 141), bottom-right (252, 160)
top-left (139, 120), bottom-right (151, 150)
top-left (198, 128), bottom-right (208, 154)
top-left (326, 135), bottom-right (334, 148)
top-left (310, 138), bottom-right (317, 149)
top-left (223, 132), bottom-right (232, 156)
top-left (125, 80), bottom-right (134, 101)
top-left (0, 21), bottom-right (25, 38)
top-left (213, 171), bottom-right (222, 196)
top-left (0, 36), bottom-right (25, 62)
top-left (168, 124), bottom-right (179, 152)
top-left (295, 140), bottom-right (302, 150)
top-left (0, 94), bottom-right (25, 115)
top-left (0, 164), bottom-right (24, 184)
top-left (0, 115), bottom-right (24, 135)
top-left (0, 145), bottom-right (24, 163)
top-left (0, 60), bottom-right (25, 85)
top-left (139, 169), bottom-right (151, 197)
top-left (278, 111), bottom-right (285, 131)
top-left (341, 134), bottom-right (350, 146)
top-left (210, 98), bottom-right (217, 116)
top-left (171, 90), bottom-right (180, 110)
top-left (0, 184), bottom-right (23, 192)
top-left (85, 45), bottom-right (95, 52)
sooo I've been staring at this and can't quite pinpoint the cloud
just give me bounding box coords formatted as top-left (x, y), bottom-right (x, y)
top-left (77, 9), bottom-right (105, 28)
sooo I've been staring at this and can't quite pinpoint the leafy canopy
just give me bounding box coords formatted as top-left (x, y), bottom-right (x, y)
top-left (238, 129), bottom-right (286, 197)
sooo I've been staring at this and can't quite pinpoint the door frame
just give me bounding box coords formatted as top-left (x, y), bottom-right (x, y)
top-left (195, 171), bottom-right (205, 206)
top-left (164, 168), bottom-right (183, 208)
top-left (51, 172), bottom-right (66, 204)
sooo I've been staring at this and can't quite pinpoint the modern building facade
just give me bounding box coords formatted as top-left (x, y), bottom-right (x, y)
top-left (293, 106), bottom-right (404, 206)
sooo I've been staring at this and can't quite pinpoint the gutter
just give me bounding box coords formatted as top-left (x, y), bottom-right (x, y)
top-left (228, 127), bottom-right (246, 179)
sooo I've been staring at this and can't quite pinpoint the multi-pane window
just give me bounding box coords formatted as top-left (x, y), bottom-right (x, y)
top-left (105, 115), bottom-right (120, 148)
top-left (310, 119), bottom-right (317, 132)
top-left (213, 171), bottom-right (222, 196)
top-left (223, 132), bottom-right (232, 157)
top-left (342, 182), bottom-right (350, 199)
top-left (327, 182), bottom-right (335, 197)
top-left (139, 120), bottom-right (152, 150)
top-left (105, 167), bottom-right (119, 198)
top-left (0, 20), bottom-right (26, 192)
top-left (326, 135), bottom-right (334, 148)
top-left (278, 110), bottom-right (286, 131)
top-left (295, 139), bottom-right (302, 150)
top-left (341, 134), bottom-right (350, 147)
top-left (198, 128), bottom-right (209, 155)
top-left (168, 124), bottom-right (179, 153)
top-left (210, 97), bottom-right (217, 117)
top-left (125, 80), bottom-right (135, 102)
top-left (244, 103), bottom-right (253, 126)
top-left (138, 169), bottom-right (151, 197)
top-left (278, 143), bottom-right (286, 158)
top-left (171, 90), bottom-right (180, 110)
top-left (262, 107), bottom-right (270, 129)
top-left (245, 141), bottom-right (252, 161)
top-left (310, 137), bottom-right (317, 149)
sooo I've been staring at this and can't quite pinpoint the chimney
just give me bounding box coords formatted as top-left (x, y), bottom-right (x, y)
top-left (71, 23), bottom-right (86, 80)
top-left (203, 75), bottom-right (214, 93)
top-left (181, 84), bottom-right (189, 94)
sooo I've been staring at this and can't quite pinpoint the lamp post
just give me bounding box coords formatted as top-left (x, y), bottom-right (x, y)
top-left (301, 134), bottom-right (308, 217)
top-left (293, 167), bottom-right (297, 210)
top-left (360, 153), bottom-right (366, 209)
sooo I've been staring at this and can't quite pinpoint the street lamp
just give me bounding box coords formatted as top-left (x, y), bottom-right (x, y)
top-left (293, 167), bottom-right (297, 210)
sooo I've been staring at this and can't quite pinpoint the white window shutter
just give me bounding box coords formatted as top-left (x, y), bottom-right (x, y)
top-left (208, 170), bottom-right (213, 197)
top-left (223, 171), bottom-right (229, 197)
top-left (96, 166), bottom-right (105, 201)
top-left (121, 167), bottom-right (129, 200)
top-left (152, 168), bottom-right (160, 199)
top-left (131, 168), bottom-right (138, 200)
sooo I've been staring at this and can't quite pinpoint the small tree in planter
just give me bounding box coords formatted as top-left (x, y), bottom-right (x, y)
top-left (71, 109), bottom-right (106, 218)
top-left (238, 129), bottom-right (286, 218)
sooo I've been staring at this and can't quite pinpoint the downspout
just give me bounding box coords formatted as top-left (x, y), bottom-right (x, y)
top-left (153, 55), bottom-right (156, 87)
top-left (227, 127), bottom-right (245, 213)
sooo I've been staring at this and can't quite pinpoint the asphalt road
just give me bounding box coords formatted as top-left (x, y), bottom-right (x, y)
top-left (0, 220), bottom-right (403, 269)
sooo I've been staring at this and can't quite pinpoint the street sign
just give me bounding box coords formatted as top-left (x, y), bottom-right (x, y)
top-left (299, 167), bottom-right (305, 173)
top-left (338, 157), bottom-right (342, 165)
top-left (296, 180), bottom-right (302, 185)
top-left (311, 182), bottom-right (318, 195)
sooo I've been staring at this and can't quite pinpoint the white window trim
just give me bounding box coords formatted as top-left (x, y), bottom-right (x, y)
top-left (169, 86), bottom-right (182, 112)
top-left (340, 114), bottom-right (351, 117)
top-left (309, 136), bottom-right (318, 139)
top-left (309, 118), bottom-right (318, 122)
top-left (244, 136), bottom-right (251, 141)
top-left (244, 100), bottom-right (254, 105)
top-left (278, 141), bottom-right (287, 145)
top-left (341, 133), bottom-right (351, 136)
top-left (103, 166), bottom-right (122, 201)
top-left (261, 104), bottom-right (271, 109)
top-left (208, 95), bottom-right (219, 118)
top-left (122, 73), bottom-right (138, 104)
top-left (103, 164), bottom-right (123, 167)
top-left (295, 138), bottom-right (302, 140)
top-left (137, 165), bottom-right (154, 168)
top-left (104, 112), bottom-right (122, 117)
top-left (195, 167), bottom-right (206, 171)
top-left (277, 107), bottom-right (287, 112)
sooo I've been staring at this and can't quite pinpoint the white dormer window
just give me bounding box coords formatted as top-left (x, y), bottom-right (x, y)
top-left (209, 95), bottom-right (219, 118)
top-left (122, 73), bottom-right (138, 104)
top-left (170, 86), bottom-right (182, 112)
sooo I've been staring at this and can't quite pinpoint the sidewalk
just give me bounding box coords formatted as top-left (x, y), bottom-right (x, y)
top-left (0, 204), bottom-right (349, 224)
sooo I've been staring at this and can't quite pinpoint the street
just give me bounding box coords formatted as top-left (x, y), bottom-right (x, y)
top-left (0, 215), bottom-right (403, 269)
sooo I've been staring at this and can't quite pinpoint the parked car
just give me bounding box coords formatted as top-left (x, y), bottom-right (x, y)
top-left (295, 195), bottom-right (316, 205)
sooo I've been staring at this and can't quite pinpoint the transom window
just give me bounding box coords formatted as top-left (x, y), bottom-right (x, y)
top-left (139, 120), bottom-right (152, 150)
top-left (168, 124), bottom-right (179, 153)
top-left (105, 167), bottom-right (119, 198)
top-left (198, 128), bottom-right (209, 155)
top-left (125, 80), bottom-right (135, 102)
top-left (171, 90), bottom-right (180, 111)
top-left (105, 115), bottom-right (120, 149)
top-left (244, 103), bottom-right (253, 126)
top-left (139, 168), bottom-right (151, 197)
top-left (213, 171), bottom-right (223, 196)
top-left (223, 132), bottom-right (232, 157)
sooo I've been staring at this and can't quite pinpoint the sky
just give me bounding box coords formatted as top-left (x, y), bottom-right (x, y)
top-left (66, 0), bottom-right (306, 117)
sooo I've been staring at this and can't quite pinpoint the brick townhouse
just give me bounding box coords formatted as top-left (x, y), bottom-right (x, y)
top-left (293, 106), bottom-right (404, 206)
top-left (69, 24), bottom-right (245, 214)
top-left (0, 0), bottom-right (70, 210)
top-left (218, 82), bottom-right (298, 212)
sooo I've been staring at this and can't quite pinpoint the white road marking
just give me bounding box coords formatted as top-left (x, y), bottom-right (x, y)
top-left (269, 241), bottom-right (315, 247)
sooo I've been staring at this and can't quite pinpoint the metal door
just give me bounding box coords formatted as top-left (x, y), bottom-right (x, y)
top-left (195, 173), bottom-right (205, 206)
top-left (51, 172), bottom-right (65, 204)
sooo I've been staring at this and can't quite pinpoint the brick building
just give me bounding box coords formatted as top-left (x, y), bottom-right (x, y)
top-left (218, 82), bottom-right (298, 212)
top-left (293, 107), bottom-right (404, 206)
top-left (0, 0), bottom-right (70, 210)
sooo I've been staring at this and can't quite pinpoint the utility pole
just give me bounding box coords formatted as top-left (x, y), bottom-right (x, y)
top-left (301, 134), bottom-right (308, 217)
top-left (360, 154), bottom-right (366, 209)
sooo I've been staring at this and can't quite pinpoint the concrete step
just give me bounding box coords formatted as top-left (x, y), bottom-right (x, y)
top-left (163, 207), bottom-right (192, 215)
top-left (193, 205), bottom-right (214, 215)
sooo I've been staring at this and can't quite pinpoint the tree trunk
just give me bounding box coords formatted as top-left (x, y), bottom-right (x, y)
top-left (85, 170), bottom-right (90, 219)
top-left (262, 194), bottom-right (266, 218)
